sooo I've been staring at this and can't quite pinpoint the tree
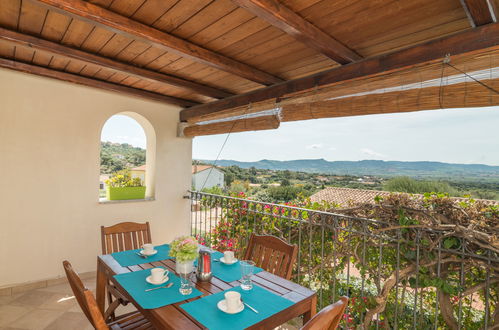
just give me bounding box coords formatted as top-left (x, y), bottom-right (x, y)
top-left (249, 166), bottom-right (257, 175)
top-left (384, 176), bottom-right (458, 195)
top-left (224, 172), bottom-right (235, 186)
top-left (267, 186), bottom-right (308, 202)
top-left (280, 178), bottom-right (291, 186)
top-left (100, 141), bottom-right (146, 173)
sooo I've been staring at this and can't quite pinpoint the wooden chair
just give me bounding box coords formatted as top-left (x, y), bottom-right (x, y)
top-left (62, 260), bottom-right (154, 330)
top-left (243, 234), bottom-right (298, 280)
top-left (301, 297), bottom-right (349, 330)
top-left (101, 222), bottom-right (152, 254)
top-left (100, 222), bottom-right (151, 320)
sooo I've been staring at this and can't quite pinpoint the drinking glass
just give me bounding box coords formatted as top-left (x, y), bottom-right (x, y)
top-left (240, 260), bottom-right (255, 290)
top-left (179, 272), bottom-right (193, 295)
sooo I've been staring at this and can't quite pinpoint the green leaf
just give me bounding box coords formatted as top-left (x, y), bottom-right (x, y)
top-left (443, 237), bottom-right (460, 249)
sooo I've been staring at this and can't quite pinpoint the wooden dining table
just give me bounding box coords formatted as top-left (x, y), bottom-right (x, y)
top-left (96, 251), bottom-right (317, 329)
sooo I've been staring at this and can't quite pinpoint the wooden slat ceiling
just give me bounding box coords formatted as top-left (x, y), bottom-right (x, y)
top-left (0, 0), bottom-right (496, 118)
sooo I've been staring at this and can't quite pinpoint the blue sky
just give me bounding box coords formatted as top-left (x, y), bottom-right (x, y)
top-left (101, 115), bottom-right (147, 148)
top-left (101, 107), bottom-right (499, 166)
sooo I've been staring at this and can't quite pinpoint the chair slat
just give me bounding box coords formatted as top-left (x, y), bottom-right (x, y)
top-left (112, 234), bottom-right (119, 254)
top-left (273, 252), bottom-right (285, 276)
top-left (278, 254), bottom-right (290, 278)
top-left (105, 236), bottom-right (113, 255)
top-left (138, 231), bottom-right (144, 247)
top-left (117, 233), bottom-right (125, 252)
top-left (131, 232), bottom-right (138, 249)
top-left (124, 232), bottom-right (133, 250)
top-left (260, 247), bottom-right (273, 270)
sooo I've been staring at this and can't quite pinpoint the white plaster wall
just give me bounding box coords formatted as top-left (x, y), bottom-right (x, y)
top-left (0, 68), bottom-right (193, 287)
top-left (192, 169), bottom-right (225, 190)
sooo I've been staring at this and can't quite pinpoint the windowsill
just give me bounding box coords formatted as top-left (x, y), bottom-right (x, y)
top-left (99, 197), bottom-right (155, 204)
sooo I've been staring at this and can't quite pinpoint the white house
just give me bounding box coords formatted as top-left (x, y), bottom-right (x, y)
top-left (131, 164), bottom-right (146, 183)
top-left (192, 165), bottom-right (225, 191)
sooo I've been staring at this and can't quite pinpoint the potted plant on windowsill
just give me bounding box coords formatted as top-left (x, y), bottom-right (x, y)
top-left (105, 169), bottom-right (146, 200)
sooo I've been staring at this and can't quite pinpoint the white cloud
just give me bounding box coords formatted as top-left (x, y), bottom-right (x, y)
top-left (361, 148), bottom-right (386, 158)
top-left (307, 143), bottom-right (323, 149)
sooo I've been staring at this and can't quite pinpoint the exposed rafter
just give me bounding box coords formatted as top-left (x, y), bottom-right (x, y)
top-left (34, 0), bottom-right (283, 86)
top-left (183, 115), bottom-right (280, 137)
top-left (461, 0), bottom-right (497, 27)
top-left (0, 58), bottom-right (198, 107)
top-left (0, 28), bottom-right (233, 99)
top-left (232, 0), bottom-right (362, 64)
top-left (180, 23), bottom-right (499, 122)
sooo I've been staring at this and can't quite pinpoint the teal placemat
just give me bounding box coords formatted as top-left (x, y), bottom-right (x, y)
top-left (111, 244), bottom-right (172, 267)
top-left (210, 251), bottom-right (263, 283)
top-left (180, 285), bottom-right (294, 330)
top-left (113, 268), bottom-right (203, 309)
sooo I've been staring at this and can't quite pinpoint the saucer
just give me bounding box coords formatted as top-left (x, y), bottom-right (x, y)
top-left (146, 275), bottom-right (169, 285)
top-left (220, 257), bottom-right (238, 265)
top-left (217, 299), bottom-right (244, 314)
top-left (140, 249), bottom-right (157, 256)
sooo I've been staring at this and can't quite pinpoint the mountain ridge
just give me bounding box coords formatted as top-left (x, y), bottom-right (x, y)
top-left (198, 159), bottom-right (499, 180)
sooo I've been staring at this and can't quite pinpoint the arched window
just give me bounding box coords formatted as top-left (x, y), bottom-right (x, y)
top-left (100, 112), bottom-right (156, 201)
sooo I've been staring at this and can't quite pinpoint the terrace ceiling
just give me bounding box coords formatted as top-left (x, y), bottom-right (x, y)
top-left (0, 0), bottom-right (498, 135)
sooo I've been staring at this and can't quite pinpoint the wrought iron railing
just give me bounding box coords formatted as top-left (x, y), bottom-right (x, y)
top-left (190, 191), bottom-right (498, 329)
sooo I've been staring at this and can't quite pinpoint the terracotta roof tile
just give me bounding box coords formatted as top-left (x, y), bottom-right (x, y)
top-left (310, 187), bottom-right (498, 206)
top-left (192, 165), bottom-right (213, 174)
top-left (131, 165), bottom-right (146, 171)
top-left (310, 187), bottom-right (391, 206)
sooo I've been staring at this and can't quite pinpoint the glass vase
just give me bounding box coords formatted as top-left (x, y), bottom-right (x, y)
top-left (179, 271), bottom-right (193, 295)
top-left (176, 260), bottom-right (194, 295)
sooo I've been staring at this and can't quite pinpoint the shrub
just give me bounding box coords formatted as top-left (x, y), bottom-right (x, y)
top-left (384, 176), bottom-right (458, 195)
top-left (106, 169), bottom-right (143, 188)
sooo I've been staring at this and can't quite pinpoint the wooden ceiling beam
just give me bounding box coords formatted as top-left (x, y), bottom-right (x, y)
top-left (183, 115), bottom-right (280, 137)
top-left (180, 23), bottom-right (499, 122)
top-left (0, 57), bottom-right (199, 107)
top-left (34, 0), bottom-right (283, 85)
top-left (461, 0), bottom-right (497, 27)
top-left (0, 28), bottom-right (233, 99)
top-left (232, 0), bottom-right (362, 64)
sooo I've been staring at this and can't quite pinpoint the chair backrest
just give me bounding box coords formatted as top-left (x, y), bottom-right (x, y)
top-left (301, 297), bottom-right (349, 330)
top-left (62, 260), bottom-right (109, 330)
top-left (101, 222), bottom-right (152, 254)
top-left (243, 234), bottom-right (298, 280)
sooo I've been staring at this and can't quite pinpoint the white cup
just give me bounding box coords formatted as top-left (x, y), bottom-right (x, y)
top-left (224, 251), bottom-right (235, 263)
top-left (224, 291), bottom-right (241, 312)
top-left (150, 268), bottom-right (169, 283)
top-left (142, 243), bottom-right (154, 253)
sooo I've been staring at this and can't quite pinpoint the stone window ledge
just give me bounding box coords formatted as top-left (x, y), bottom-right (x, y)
top-left (99, 197), bottom-right (155, 204)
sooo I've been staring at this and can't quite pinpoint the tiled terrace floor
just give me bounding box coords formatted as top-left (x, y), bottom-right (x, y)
top-left (0, 276), bottom-right (135, 330)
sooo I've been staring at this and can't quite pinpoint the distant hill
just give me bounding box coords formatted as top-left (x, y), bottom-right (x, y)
top-left (100, 142), bottom-right (145, 174)
top-left (200, 159), bottom-right (499, 181)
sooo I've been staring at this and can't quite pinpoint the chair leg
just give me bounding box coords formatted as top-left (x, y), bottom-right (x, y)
top-left (106, 282), bottom-right (131, 322)
top-left (107, 290), bottom-right (116, 321)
